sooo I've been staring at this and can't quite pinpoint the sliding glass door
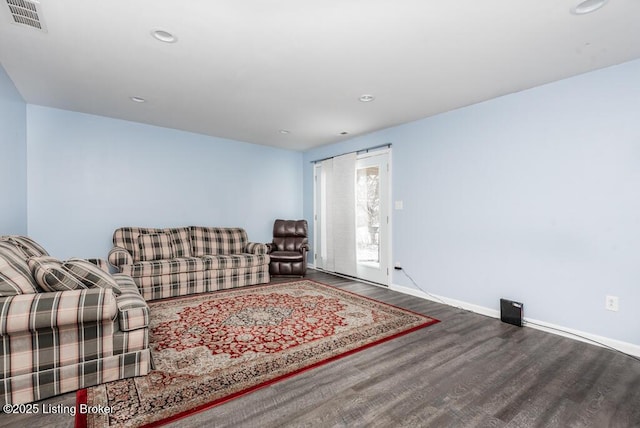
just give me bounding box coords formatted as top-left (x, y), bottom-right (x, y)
top-left (355, 152), bottom-right (389, 284)
top-left (314, 149), bottom-right (390, 285)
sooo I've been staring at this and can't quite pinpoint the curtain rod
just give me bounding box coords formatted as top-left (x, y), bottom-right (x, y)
top-left (310, 143), bottom-right (391, 164)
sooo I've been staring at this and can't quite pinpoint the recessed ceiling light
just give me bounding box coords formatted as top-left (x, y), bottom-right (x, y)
top-left (571, 0), bottom-right (608, 15)
top-left (152, 30), bottom-right (177, 43)
top-left (359, 94), bottom-right (375, 102)
top-left (130, 96), bottom-right (146, 103)
top-left (279, 129), bottom-right (290, 134)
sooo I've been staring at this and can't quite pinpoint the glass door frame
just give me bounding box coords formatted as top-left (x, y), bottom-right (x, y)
top-left (355, 149), bottom-right (391, 285)
top-left (313, 147), bottom-right (392, 286)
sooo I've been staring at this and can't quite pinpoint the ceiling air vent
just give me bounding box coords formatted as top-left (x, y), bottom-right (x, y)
top-left (5, 0), bottom-right (47, 31)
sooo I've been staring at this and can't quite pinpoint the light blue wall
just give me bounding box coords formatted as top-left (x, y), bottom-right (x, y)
top-left (303, 59), bottom-right (640, 345)
top-left (0, 64), bottom-right (27, 235)
top-left (27, 106), bottom-right (303, 259)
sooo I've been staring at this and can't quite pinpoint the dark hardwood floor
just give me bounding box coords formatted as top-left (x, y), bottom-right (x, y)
top-left (2, 270), bottom-right (639, 427)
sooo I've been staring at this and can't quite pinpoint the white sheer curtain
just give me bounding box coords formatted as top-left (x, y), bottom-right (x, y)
top-left (320, 158), bottom-right (334, 271)
top-left (319, 153), bottom-right (357, 277)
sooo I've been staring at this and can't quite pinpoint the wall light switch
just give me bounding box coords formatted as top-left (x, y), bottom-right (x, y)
top-left (395, 200), bottom-right (404, 210)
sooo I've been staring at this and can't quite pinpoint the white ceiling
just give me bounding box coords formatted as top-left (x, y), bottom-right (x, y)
top-left (1, 0), bottom-right (639, 151)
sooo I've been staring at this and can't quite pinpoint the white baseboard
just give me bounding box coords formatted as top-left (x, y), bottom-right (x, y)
top-left (391, 283), bottom-right (640, 358)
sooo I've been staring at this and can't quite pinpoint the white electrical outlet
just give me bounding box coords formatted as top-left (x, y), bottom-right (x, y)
top-left (605, 295), bottom-right (619, 312)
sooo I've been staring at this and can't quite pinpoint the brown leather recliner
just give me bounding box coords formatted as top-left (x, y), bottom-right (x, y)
top-left (268, 219), bottom-right (309, 277)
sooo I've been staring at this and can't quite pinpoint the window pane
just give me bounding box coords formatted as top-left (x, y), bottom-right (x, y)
top-left (356, 166), bottom-right (380, 266)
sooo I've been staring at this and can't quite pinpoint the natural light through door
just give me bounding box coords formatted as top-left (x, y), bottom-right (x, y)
top-left (355, 151), bottom-right (389, 284)
top-left (313, 148), bottom-right (390, 285)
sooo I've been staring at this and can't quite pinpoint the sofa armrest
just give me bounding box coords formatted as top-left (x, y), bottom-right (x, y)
top-left (108, 246), bottom-right (133, 271)
top-left (116, 292), bottom-right (149, 331)
top-left (244, 242), bottom-right (268, 255)
top-left (0, 288), bottom-right (117, 335)
top-left (112, 274), bottom-right (149, 331)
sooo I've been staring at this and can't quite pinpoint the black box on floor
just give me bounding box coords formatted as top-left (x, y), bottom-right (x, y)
top-left (500, 298), bottom-right (523, 327)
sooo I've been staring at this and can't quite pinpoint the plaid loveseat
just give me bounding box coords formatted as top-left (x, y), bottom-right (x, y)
top-left (0, 236), bottom-right (151, 405)
top-left (108, 226), bottom-right (270, 301)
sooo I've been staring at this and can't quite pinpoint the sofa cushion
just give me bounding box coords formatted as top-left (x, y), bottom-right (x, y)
top-left (86, 258), bottom-right (110, 273)
top-left (112, 227), bottom-right (191, 262)
top-left (112, 227), bottom-right (145, 262)
top-left (136, 271), bottom-right (207, 301)
top-left (137, 233), bottom-right (175, 262)
top-left (120, 257), bottom-right (206, 278)
top-left (269, 251), bottom-right (305, 262)
top-left (28, 256), bottom-right (86, 292)
top-left (0, 243), bottom-right (39, 296)
top-left (168, 228), bottom-right (192, 258)
top-left (202, 254), bottom-right (270, 270)
top-left (63, 259), bottom-right (122, 296)
top-left (190, 227), bottom-right (248, 256)
top-left (0, 236), bottom-right (49, 258)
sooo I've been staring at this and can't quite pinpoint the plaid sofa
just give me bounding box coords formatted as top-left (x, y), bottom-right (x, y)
top-left (0, 236), bottom-right (151, 405)
top-left (108, 226), bottom-right (270, 301)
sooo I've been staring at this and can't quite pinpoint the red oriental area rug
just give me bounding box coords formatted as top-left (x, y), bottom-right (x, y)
top-left (76, 279), bottom-right (439, 427)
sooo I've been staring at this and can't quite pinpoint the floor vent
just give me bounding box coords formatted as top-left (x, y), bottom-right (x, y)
top-left (6, 0), bottom-right (47, 31)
